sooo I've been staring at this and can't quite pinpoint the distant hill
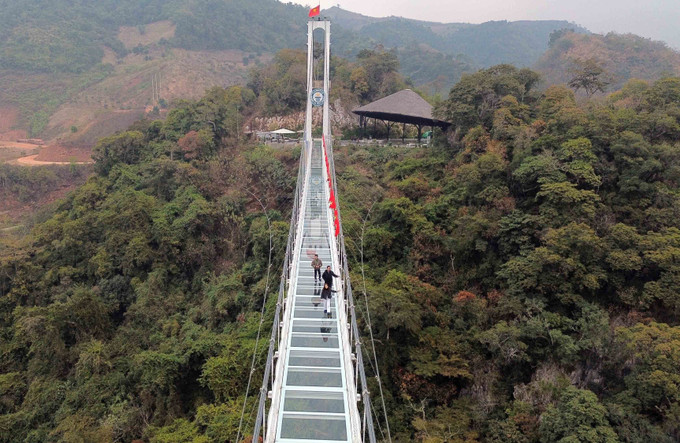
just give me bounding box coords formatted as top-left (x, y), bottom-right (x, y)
top-left (326, 7), bottom-right (588, 94)
top-left (0, 1), bottom-right (593, 144)
top-left (0, 0), bottom-right (309, 74)
top-left (326, 7), bottom-right (588, 68)
top-left (6, 0), bottom-right (662, 147)
top-left (0, 0), bottom-right (294, 143)
top-left (536, 31), bottom-right (680, 91)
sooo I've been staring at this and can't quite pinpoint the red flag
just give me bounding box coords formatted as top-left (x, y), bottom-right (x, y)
top-left (329, 191), bottom-right (336, 209)
top-left (309, 5), bottom-right (320, 17)
top-left (334, 214), bottom-right (340, 236)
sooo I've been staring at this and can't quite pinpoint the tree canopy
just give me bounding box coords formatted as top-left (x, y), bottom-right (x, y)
top-left (2, 66), bottom-right (680, 442)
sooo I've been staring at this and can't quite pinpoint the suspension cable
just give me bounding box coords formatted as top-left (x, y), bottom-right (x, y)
top-left (358, 200), bottom-right (393, 443)
top-left (235, 190), bottom-right (275, 443)
top-left (328, 140), bottom-right (379, 442)
top-left (369, 392), bottom-right (388, 442)
top-left (332, 182), bottom-right (393, 442)
top-left (252, 138), bottom-right (307, 440)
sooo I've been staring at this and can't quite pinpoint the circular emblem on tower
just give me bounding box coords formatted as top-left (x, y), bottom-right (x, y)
top-left (311, 88), bottom-right (325, 107)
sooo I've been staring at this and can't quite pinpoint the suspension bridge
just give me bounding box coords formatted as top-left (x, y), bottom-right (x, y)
top-left (251, 18), bottom-right (379, 442)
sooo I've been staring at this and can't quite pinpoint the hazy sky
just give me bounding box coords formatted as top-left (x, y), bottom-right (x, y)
top-left (293, 0), bottom-right (680, 49)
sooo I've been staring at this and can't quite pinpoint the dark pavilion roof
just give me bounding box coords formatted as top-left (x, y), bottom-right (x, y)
top-left (352, 89), bottom-right (451, 128)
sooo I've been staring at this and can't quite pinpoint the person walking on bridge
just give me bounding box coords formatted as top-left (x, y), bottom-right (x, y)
top-left (322, 265), bottom-right (339, 289)
top-left (311, 254), bottom-right (323, 282)
top-left (321, 283), bottom-right (337, 317)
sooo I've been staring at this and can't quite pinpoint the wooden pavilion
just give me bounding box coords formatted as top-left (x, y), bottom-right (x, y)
top-left (352, 89), bottom-right (451, 142)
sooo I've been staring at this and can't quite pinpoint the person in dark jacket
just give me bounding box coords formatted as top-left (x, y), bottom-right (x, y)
top-left (322, 266), bottom-right (339, 288)
top-left (320, 283), bottom-right (336, 316)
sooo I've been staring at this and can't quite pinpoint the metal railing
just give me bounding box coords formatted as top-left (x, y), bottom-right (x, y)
top-left (252, 140), bottom-right (310, 439)
top-left (326, 136), bottom-right (378, 443)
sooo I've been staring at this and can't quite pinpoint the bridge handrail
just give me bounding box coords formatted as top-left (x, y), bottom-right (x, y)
top-left (327, 137), bottom-right (378, 443)
top-left (253, 139), bottom-right (310, 439)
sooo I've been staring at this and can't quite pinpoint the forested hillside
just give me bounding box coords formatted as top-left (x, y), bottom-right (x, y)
top-left (0, 0), bottom-right (593, 141)
top-left (5, 0), bottom-right (677, 146)
top-left (0, 0), bottom-right (583, 75)
top-left (325, 7), bottom-right (588, 93)
top-left (325, 8), bottom-right (586, 68)
top-left (537, 31), bottom-right (680, 92)
top-left (2, 61), bottom-right (680, 441)
top-left (0, 0), bottom-right (312, 140)
top-left (246, 47), bottom-right (410, 118)
top-left (0, 0), bottom-right (310, 74)
top-left (0, 85), bottom-right (296, 441)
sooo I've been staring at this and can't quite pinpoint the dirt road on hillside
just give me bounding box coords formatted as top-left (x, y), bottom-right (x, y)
top-left (14, 154), bottom-right (92, 166)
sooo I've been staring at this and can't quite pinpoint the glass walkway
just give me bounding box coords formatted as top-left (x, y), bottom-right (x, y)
top-left (269, 140), bottom-right (360, 441)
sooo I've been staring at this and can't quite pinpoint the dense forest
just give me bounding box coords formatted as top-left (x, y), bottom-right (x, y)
top-left (0, 86), bottom-right (294, 441)
top-left (2, 52), bottom-right (680, 442)
top-left (340, 67), bottom-right (680, 441)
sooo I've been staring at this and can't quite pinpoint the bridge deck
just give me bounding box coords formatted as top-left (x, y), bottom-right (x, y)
top-left (274, 140), bottom-right (354, 441)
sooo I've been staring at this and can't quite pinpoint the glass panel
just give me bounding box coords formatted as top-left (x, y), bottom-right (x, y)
top-left (294, 308), bottom-right (335, 319)
top-left (302, 239), bottom-right (330, 247)
top-left (291, 333), bottom-right (339, 348)
top-left (289, 350), bottom-right (341, 367)
top-left (284, 391), bottom-right (345, 413)
top-left (300, 249), bottom-right (331, 255)
top-left (292, 319), bottom-right (339, 333)
top-left (297, 275), bottom-right (330, 282)
top-left (294, 297), bottom-right (336, 309)
top-left (280, 414), bottom-right (347, 440)
top-left (286, 368), bottom-right (342, 387)
top-left (299, 255), bottom-right (332, 261)
top-left (295, 287), bottom-right (337, 298)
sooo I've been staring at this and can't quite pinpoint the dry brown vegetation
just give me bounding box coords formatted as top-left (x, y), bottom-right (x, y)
top-left (537, 32), bottom-right (680, 91)
top-left (117, 20), bottom-right (176, 49)
top-left (38, 46), bottom-right (264, 144)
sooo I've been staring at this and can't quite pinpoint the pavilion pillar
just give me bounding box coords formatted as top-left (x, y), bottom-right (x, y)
top-left (402, 122), bottom-right (406, 143)
top-left (417, 125), bottom-right (422, 143)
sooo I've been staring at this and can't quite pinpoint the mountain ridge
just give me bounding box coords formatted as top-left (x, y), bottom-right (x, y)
top-left (0, 0), bottom-right (677, 150)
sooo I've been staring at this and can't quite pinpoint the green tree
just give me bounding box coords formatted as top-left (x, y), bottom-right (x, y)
top-left (439, 65), bottom-right (540, 137)
top-left (568, 58), bottom-right (611, 96)
top-left (92, 131), bottom-right (147, 175)
top-left (540, 387), bottom-right (619, 442)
